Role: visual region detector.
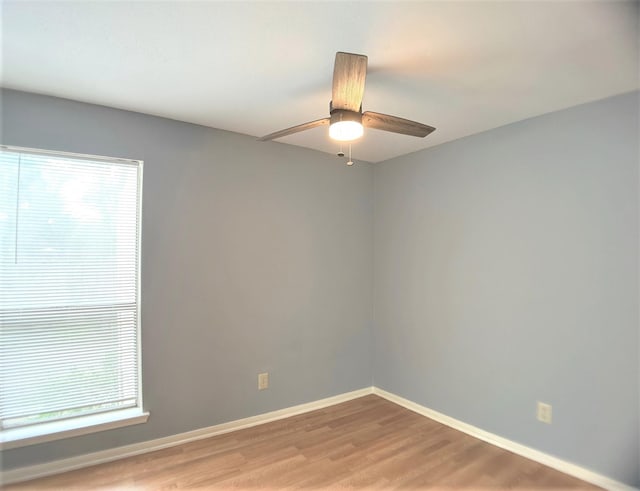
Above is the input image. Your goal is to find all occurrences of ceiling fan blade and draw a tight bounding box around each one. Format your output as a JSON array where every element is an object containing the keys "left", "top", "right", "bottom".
[
  {"left": 332, "top": 52, "right": 368, "bottom": 112},
  {"left": 258, "top": 118, "right": 330, "bottom": 141},
  {"left": 362, "top": 111, "right": 436, "bottom": 138}
]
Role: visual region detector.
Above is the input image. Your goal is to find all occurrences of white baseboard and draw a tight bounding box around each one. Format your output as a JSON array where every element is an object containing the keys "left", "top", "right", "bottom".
[
  {"left": 372, "top": 387, "right": 637, "bottom": 491},
  {"left": 1, "top": 387, "right": 374, "bottom": 485},
  {"left": 3, "top": 386, "right": 636, "bottom": 490}
]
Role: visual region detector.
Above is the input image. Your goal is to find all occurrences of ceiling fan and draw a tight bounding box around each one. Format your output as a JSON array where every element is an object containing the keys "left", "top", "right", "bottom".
[{"left": 259, "top": 52, "right": 436, "bottom": 143}]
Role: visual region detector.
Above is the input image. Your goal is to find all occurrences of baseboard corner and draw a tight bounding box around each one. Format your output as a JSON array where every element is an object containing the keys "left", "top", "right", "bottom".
[{"left": 371, "top": 386, "right": 637, "bottom": 491}]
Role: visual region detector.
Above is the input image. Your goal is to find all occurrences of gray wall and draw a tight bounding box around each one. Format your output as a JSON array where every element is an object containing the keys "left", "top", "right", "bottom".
[
  {"left": 2, "top": 89, "right": 638, "bottom": 486},
  {"left": 373, "top": 91, "right": 639, "bottom": 486},
  {"left": 0, "top": 89, "right": 374, "bottom": 470}
]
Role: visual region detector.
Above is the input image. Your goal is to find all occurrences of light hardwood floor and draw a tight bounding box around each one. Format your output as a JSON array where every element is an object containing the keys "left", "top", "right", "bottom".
[{"left": 7, "top": 395, "right": 599, "bottom": 489}]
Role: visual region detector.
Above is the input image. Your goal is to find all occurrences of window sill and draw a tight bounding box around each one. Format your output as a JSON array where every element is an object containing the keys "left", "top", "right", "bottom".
[{"left": 0, "top": 408, "right": 149, "bottom": 450}]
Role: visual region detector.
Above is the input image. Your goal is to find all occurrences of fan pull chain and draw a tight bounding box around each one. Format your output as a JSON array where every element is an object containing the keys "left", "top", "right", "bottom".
[{"left": 347, "top": 144, "right": 354, "bottom": 166}]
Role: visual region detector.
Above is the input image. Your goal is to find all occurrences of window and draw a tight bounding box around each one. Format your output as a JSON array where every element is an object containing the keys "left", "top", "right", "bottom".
[{"left": 0, "top": 146, "right": 147, "bottom": 448}]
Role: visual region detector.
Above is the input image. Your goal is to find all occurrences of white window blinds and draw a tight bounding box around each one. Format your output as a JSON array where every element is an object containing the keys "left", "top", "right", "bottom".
[{"left": 0, "top": 146, "right": 143, "bottom": 431}]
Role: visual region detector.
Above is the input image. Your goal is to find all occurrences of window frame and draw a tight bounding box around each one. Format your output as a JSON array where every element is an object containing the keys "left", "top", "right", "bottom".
[{"left": 0, "top": 144, "right": 148, "bottom": 450}]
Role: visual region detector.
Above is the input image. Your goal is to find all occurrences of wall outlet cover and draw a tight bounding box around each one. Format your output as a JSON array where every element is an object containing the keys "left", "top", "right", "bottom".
[
  {"left": 258, "top": 372, "right": 269, "bottom": 390},
  {"left": 537, "top": 401, "right": 552, "bottom": 424}
]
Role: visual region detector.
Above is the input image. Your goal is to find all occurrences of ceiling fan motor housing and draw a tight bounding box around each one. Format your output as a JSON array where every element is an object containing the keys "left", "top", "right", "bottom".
[{"left": 329, "top": 109, "right": 363, "bottom": 126}]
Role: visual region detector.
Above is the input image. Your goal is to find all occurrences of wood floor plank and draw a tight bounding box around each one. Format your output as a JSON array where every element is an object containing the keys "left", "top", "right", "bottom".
[{"left": 6, "top": 395, "right": 600, "bottom": 490}]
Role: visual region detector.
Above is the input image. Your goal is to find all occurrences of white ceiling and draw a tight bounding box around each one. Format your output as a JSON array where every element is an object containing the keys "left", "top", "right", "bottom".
[{"left": 2, "top": 1, "right": 638, "bottom": 163}]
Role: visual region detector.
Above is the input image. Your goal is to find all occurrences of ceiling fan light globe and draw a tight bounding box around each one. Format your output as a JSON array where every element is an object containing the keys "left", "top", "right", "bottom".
[{"left": 329, "top": 121, "right": 363, "bottom": 141}]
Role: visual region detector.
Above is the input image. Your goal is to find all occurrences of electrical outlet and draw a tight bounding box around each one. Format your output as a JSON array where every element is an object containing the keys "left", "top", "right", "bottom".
[
  {"left": 537, "top": 401, "right": 552, "bottom": 424},
  {"left": 258, "top": 372, "right": 269, "bottom": 390}
]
